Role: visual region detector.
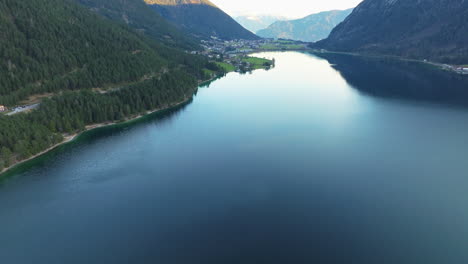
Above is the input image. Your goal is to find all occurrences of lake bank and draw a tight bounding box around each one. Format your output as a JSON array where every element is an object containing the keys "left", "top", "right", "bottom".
[
  {"left": 0, "top": 54, "right": 272, "bottom": 180},
  {"left": 309, "top": 49, "right": 468, "bottom": 75},
  {"left": 0, "top": 95, "right": 194, "bottom": 180}
]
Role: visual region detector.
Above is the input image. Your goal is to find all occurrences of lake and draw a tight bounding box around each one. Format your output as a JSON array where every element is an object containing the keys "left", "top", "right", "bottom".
[{"left": 1, "top": 51, "right": 468, "bottom": 264}]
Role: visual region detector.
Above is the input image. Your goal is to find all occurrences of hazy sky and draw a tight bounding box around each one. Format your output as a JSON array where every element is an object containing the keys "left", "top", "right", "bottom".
[{"left": 211, "top": 0, "right": 363, "bottom": 18}]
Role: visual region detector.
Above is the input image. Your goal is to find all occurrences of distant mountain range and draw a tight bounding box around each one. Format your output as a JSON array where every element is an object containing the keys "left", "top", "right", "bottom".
[
  {"left": 144, "top": 0, "right": 258, "bottom": 40},
  {"left": 257, "top": 9, "right": 353, "bottom": 42},
  {"left": 235, "top": 15, "right": 287, "bottom": 33},
  {"left": 314, "top": 0, "right": 468, "bottom": 64}
]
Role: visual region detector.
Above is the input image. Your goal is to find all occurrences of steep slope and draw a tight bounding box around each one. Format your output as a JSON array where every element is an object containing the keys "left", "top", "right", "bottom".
[
  {"left": 0, "top": 0, "right": 157, "bottom": 105},
  {"left": 144, "top": 0, "right": 259, "bottom": 40},
  {"left": 75, "top": 0, "right": 199, "bottom": 49},
  {"left": 257, "top": 9, "right": 352, "bottom": 42},
  {"left": 315, "top": 0, "right": 468, "bottom": 63},
  {"left": 235, "top": 15, "right": 287, "bottom": 33}
]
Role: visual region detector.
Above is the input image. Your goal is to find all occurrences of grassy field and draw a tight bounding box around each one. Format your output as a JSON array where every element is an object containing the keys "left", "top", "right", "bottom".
[
  {"left": 203, "top": 57, "right": 274, "bottom": 76},
  {"left": 216, "top": 62, "right": 236, "bottom": 72},
  {"left": 260, "top": 44, "right": 278, "bottom": 50},
  {"left": 276, "top": 40, "right": 295, "bottom": 44},
  {"left": 284, "top": 44, "right": 305, "bottom": 49},
  {"left": 203, "top": 68, "right": 216, "bottom": 77},
  {"left": 242, "top": 57, "right": 273, "bottom": 69},
  {"left": 260, "top": 42, "right": 306, "bottom": 51}
]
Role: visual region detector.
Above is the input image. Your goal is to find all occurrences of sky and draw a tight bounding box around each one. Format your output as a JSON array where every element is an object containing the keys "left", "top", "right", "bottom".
[{"left": 211, "top": 0, "right": 363, "bottom": 18}]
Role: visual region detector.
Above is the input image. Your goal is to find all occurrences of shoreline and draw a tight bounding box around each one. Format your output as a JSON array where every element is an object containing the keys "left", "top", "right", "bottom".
[
  {"left": 0, "top": 95, "right": 194, "bottom": 179},
  {"left": 0, "top": 134, "right": 78, "bottom": 177},
  {"left": 198, "top": 75, "right": 224, "bottom": 86},
  {"left": 0, "top": 70, "right": 247, "bottom": 179},
  {"left": 308, "top": 49, "right": 468, "bottom": 75}
]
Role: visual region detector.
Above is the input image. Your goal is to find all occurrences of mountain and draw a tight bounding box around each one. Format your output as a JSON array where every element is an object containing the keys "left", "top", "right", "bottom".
[
  {"left": 257, "top": 9, "right": 353, "bottom": 42},
  {"left": 144, "top": 0, "right": 259, "bottom": 40},
  {"left": 235, "top": 15, "right": 287, "bottom": 33},
  {"left": 314, "top": 0, "right": 468, "bottom": 64},
  {"left": 74, "top": 0, "right": 199, "bottom": 50}
]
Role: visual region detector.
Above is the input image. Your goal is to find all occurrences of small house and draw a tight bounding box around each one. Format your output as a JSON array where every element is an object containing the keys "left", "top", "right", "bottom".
[{"left": 0, "top": 105, "right": 6, "bottom": 112}]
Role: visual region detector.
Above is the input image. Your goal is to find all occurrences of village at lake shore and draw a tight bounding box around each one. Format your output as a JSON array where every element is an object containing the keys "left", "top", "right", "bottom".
[{"left": 192, "top": 38, "right": 308, "bottom": 74}]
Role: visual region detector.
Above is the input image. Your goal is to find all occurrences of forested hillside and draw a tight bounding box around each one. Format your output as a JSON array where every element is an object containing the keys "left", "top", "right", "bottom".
[
  {"left": 0, "top": 71, "right": 197, "bottom": 170},
  {"left": 0, "top": 0, "right": 212, "bottom": 106},
  {"left": 0, "top": 0, "right": 222, "bottom": 172},
  {"left": 145, "top": 0, "right": 259, "bottom": 40},
  {"left": 74, "top": 0, "right": 200, "bottom": 50}
]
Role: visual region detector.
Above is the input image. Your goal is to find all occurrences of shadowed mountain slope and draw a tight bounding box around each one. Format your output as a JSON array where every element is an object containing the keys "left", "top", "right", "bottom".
[{"left": 314, "top": 0, "right": 468, "bottom": 63}]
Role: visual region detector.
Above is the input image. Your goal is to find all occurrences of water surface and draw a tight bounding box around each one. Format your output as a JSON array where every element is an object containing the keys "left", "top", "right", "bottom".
[{"left": 1, "top": 52, "right": 468, "bottom": 264}]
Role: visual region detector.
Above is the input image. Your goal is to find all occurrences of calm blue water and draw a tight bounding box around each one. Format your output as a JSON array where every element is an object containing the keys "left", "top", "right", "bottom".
[{"left": 1, "top": 52, "right": 468, "bottom": 264}]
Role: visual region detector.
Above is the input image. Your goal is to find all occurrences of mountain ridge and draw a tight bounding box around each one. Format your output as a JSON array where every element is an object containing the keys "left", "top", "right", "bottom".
[
  {"left": 144, "top": 0, "right": 216, "bottom": 7},
  {"left": 257, "top": 9, "right": 352, "bottom": 42},
  {"left": 145, "top": 0, "right": 258, "bottom": 40},
  {"left": 76, "top": 0, "right": 200, "bottom": 50},
  {"left": 235, "top": 15, "right": 287, "bottom": 33}
]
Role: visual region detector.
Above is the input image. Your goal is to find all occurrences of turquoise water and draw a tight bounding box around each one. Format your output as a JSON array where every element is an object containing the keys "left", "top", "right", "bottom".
[{"left": 1, "top": 52, "right": 468, "bottom": 264}]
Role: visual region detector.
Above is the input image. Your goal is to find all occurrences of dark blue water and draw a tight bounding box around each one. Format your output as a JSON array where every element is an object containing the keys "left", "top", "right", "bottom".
[{"left": 1, "top": 52, "right": 468, "bottom": 264}]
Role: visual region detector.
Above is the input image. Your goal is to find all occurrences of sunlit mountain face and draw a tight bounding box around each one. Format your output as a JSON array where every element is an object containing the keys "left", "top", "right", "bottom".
[{"left": 145, "top": 0, "right": 259, "bottom": 40}]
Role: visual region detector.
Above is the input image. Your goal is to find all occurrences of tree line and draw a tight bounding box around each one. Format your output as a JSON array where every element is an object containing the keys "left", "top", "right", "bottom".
[
  {"left": 0, "top": 71, "right": 197, "bottom": 170},
  {"left": 0, "top": 0, "right": 215, "bottom": 106}
]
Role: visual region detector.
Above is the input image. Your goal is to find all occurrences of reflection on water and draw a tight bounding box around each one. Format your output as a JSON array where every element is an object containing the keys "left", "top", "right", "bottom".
[
  {"left": 315, "top": 52, "right": 468, "bottom": 108},
  {"left": 1, "top": 52, "right": 468, "bottom": 264},
  {"left": 0, "top": 101, "right": 193, "bottom": 184}
]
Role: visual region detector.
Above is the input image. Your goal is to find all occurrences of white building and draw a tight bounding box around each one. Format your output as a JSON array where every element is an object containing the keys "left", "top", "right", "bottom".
[{"left": 0, "top": 105, "right": 6, "bottom": 112}]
